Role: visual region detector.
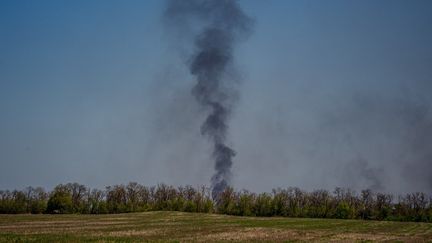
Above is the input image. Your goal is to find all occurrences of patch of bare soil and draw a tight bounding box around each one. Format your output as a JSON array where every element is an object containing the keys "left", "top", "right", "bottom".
[
  {"left": 0, "top": 220, "right": 81, "bottom": 226},
  {"left": 190, "top": 227, "right": 320, "bottom": 241},
  {"left": 87, "top": 228, "right": 162, "bottom": 238},
  {"left": 0, "top": 220, "right": 129, "bottom": 228},
  {"left": 187, "top": 227, "right": 428, "bottom": 242},
  {"left": 328, "top": 232, "right": 427, "bottom": 242},
  {"left": 0, "top": 220, "right": 134, "bottom": 235}
]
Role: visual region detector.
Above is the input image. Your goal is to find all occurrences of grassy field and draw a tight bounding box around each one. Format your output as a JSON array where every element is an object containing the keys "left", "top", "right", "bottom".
[{"left": 0, "top": 211, "right": 431, "bottom": 242}]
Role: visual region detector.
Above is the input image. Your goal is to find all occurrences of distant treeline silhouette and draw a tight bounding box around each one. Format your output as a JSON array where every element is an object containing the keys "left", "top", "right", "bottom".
[{"left": 0, "top": 182, "right": 431, "bottom": 222}]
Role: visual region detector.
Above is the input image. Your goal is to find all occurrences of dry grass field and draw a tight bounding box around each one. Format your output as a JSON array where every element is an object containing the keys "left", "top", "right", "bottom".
[{"left": 1, "top": 211, "right": 431, "bottom": 242}]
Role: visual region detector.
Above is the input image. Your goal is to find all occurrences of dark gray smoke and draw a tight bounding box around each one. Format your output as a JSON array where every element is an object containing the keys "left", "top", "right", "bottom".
[{"left": 164, "top": 0, "right": 253, "bottom": 199}]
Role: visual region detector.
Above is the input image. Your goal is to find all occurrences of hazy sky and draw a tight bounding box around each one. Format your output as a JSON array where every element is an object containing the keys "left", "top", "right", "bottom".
[{"left": 1, "top": 0, "right": 431, "bottom": 194}]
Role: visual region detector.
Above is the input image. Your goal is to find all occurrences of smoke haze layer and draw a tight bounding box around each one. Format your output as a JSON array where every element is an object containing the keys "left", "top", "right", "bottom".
[
  {"left": 1, "top": 1, "right": 432, "bottom": 196},
  {"left": 164, "top": 0, "right": 253, "bottom": 198}
]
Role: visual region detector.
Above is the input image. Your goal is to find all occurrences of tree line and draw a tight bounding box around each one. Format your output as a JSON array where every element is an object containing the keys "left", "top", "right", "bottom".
[{"left": 0, "top": 182, "right": 431, "bottom": 222}]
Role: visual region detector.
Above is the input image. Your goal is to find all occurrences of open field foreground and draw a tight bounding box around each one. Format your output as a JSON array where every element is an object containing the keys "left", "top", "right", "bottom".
[{"left": 0, "top": 212, "right": 431, "bottom": 242}]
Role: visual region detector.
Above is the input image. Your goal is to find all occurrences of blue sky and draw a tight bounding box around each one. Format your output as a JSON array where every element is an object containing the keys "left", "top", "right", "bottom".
[{"left": 1, "top": 0, "right": 432, "bottom": 193}]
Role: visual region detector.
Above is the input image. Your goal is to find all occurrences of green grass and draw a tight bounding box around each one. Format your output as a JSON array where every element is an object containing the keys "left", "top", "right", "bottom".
[{"left": 0, "top": 211, "right": 431, "bottom": 242}]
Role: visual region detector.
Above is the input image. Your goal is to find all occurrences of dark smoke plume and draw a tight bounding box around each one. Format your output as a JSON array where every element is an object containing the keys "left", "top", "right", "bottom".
[{"left": 164, "top": 0, "right": 253, "bottom": 199}]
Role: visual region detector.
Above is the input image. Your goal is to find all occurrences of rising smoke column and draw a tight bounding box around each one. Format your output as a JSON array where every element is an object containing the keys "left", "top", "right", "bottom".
[{"left": 164, "top": 0, "right": 253, "bottom": 199}]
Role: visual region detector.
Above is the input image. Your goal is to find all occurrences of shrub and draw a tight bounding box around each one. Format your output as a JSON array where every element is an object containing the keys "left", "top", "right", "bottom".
[{"left": 46, "top": 190, "right": 73, "bottom": 214}]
